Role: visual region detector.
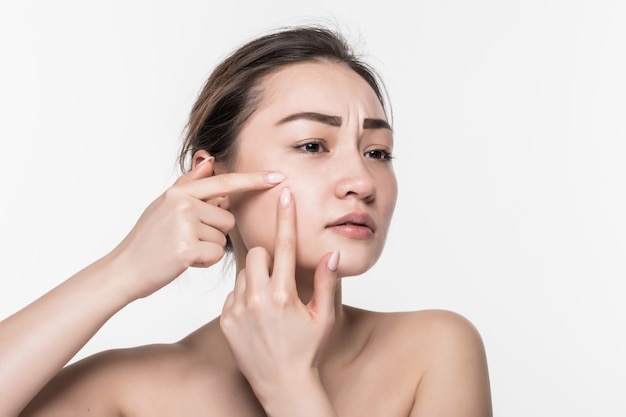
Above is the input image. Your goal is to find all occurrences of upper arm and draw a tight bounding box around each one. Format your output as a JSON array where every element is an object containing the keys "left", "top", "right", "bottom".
[{"left": 408, "top": 310, "right": 492, "bottom": 417}]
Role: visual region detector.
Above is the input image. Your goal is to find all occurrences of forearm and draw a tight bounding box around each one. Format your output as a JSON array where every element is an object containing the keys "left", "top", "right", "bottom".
[{"left": 0, "top": 252, "right": 132, "bottom": 416}]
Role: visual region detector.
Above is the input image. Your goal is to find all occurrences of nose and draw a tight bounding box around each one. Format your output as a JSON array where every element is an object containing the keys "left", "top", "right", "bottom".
[{"left": 334, "top": 151, "right": 376, "bottom": 203}]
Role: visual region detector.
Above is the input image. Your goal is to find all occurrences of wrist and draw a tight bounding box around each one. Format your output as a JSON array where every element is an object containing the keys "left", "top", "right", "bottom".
[
  {"left": 84, "top": 249, "right": 140, "bottom": 307},
  {"left": 258, "top": 369, "right": 337, "bottom": 417}
]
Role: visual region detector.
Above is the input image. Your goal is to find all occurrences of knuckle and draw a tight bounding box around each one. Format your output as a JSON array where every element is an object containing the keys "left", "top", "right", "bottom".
[
  {"left": 174, "top": 241, "right": 196, "bottom": 266},
  {"left": 218, "top": 233, "right": 228, "bottom": 248},
  {"left": 163, "top": 187, "right": 182, "bottom": 202},
  {"left": 220, "top": 313, "right": 234, "bottom": 331},
  {"left": 213, "top": 241, "right": 226, "bottom": 257},
  {"left": 173, "top": 198, "right": 194, "bottom": 214},
  {"left": 223, "top": 212, "right": 236, "bottom": 233},
  {"left": 199, "top": 243, "right": 224, "bottom": 266},
  {"left": 231, "top": 303, "right": 245, "bottom": 317},
  {"left": 246, "top": 293, "right": 264, "bottom": 310},
  {"left": 272, "top": 289, "right": 290, "bottom": 307}
]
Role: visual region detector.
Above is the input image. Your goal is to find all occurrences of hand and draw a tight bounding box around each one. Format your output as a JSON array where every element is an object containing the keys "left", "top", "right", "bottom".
[
  {"left": 108, "top": 157, "right": 285, "bottom": 301},
  {"left": 220, "top": 187, "right": 340, "bottom": 403}
]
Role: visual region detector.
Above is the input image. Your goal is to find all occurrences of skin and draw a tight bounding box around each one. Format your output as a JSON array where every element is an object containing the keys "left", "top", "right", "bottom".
[
  {"left": 2, "top": 61, "right": 492, "bottom": 417},
  {"left": 0, "top": 165, "right": 284, "bottom": 417}
]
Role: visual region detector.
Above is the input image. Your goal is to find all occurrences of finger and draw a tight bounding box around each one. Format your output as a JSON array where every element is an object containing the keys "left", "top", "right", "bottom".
[
  {"left": 190, "top": 241, "right": 225, "bottom": 268},
  {"left": 172, "top": 197, "right": 234, "bottom": 235},
  {"left": 271, "top": 187, "right": 297, "bottom": 292},
  {"left": 222, "top": 291, "right": 235, "bottom": 311},
  {"left": 220, "top": 291, "right": 236, "bottom": 332},
  {"left": 196, "top": 224, "right": 228, "bottom": 249},
  {"left": 233, "top": 269, "right": 248, "bottom": 301},
  {"left": 195, "top": 201, "right": 236, "bottom": 235},
  {"left": 244, "top": 247, "right": 272, "bottom": 296},
  {"left": 180, "top": 171, "right": 285, "bottom": 201},
  {"left": 175, "top": 156, "right": 215, "bottom": 185},
  {"left": 307, "top": 250, "right": 340, "bottom": 317}
]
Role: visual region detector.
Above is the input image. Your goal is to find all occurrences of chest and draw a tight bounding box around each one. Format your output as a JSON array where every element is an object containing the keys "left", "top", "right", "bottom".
[{"left": 139, "top": 355, "right": 416, "bottom": 417}]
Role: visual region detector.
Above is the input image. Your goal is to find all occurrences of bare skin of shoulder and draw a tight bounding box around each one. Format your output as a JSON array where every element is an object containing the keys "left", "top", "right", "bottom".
[{"left": 20, "top": 307, "right": 491, "bottom": 417}]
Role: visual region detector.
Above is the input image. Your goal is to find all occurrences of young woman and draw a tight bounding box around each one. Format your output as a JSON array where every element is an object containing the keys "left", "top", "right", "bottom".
[{"left": 1, "top": 26, "right": 492, "bottom": 416}]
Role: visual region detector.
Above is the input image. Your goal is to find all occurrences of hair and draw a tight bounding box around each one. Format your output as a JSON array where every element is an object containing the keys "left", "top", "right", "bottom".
[{"left": 178, "top": 25, "right": 390, "bottom": 172}]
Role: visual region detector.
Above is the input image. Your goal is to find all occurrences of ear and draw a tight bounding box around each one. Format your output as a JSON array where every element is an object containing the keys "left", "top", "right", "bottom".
[
  {"left": 192, "top": 149, "right": 214, "bottom": 170},
  {"left": 192, "top": 150, "right": 231, "bottom": 209},
  {"left": 192, "top": 150, "right": 229, "bottom": 174}
]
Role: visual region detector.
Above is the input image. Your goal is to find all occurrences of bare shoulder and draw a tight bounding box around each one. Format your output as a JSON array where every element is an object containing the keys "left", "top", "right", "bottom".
[
  {"left": 382, "top": 309, "right": 485, "bottom": 349},
  {"left": 347, "top": 306, "right": 485, "bottom": 351},
  {"left": 21, "top": 318, "right": 257, "bottom": 417},
  {"left": 346, "top": 307, "right": 492, "bottom": 417},
  {"left": 20, "top": 341, "right": 202, "bottom": 417},
  {"left": 394, "top": 309, "right": 492, "bottom": 417}
]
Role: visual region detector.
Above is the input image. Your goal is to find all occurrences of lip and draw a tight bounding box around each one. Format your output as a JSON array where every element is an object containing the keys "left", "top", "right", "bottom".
[{"left": 326, "top": 211, "right": 376, "bottom": 239}]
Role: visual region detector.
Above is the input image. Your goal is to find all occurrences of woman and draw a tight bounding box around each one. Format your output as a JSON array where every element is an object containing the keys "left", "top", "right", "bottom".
[{"left": 1, "top": 26, "right": 492, "bottom": 416}]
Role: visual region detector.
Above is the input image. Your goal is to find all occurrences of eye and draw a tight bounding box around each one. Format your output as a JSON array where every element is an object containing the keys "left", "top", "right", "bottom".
[
  {"left": 365, "top": 148, "right": 394, "bottom": 161},
  {"left": 295, "top": 140, "right": 327, "bottom": 154}
]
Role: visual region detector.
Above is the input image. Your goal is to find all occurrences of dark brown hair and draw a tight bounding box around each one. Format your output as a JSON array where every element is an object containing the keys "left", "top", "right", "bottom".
[{"left": 178, "top": 25, "right": 389, "bottom": 171}]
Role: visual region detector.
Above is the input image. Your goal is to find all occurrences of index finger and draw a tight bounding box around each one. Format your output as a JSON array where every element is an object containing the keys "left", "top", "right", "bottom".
[
  {"left": 271, "top": 187, "right": 297, "bottom": 292},
  {"left": 180, "top": 171, "right": 285, "bottom": 201}
]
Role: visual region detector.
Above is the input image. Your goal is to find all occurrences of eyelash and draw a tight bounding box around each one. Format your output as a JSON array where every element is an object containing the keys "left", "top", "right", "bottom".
[
  {"left": 365, "top": 149, "right": 394, "bottom": 161},
  {"left": 295, "top": 140, "right": 394, "bottom": 161},
  {"left": 296, "top": 140, "right": 327, "bottom": 154}
]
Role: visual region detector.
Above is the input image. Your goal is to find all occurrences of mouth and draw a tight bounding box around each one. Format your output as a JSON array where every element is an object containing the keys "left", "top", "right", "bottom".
[{"left": 326, "top": 212, "right": 376, "bottom": 239}]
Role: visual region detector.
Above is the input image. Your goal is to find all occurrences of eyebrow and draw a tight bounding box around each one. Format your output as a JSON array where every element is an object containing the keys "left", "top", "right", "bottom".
[{"left": 276, "top": 112, "right": 392, "bottom": 131}]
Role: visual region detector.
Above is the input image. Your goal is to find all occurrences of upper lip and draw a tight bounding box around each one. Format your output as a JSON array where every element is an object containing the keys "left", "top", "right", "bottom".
[{"left": 327, "top": 211, "right": 377, "bottom": 233}]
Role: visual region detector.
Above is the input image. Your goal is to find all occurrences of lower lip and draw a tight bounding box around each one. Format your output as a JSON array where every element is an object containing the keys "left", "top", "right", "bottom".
[{"left": 327, "top": 225, "right": 374, "bottom": 239}]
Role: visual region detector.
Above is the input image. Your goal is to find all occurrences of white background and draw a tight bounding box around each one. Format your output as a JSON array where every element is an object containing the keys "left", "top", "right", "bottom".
[{"left": 1, "top": 1, "right": 624, "bottom": 415}]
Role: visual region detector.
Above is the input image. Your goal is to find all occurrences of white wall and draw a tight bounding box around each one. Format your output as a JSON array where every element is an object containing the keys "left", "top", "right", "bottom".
[{"left": 1, "top": 1, "right": 624, "bottom": 415}]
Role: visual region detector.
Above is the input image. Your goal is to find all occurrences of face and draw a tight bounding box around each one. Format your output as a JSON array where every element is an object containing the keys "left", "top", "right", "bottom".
[{"left": 227, "top": 61, "right": 397, "bottom": 277}]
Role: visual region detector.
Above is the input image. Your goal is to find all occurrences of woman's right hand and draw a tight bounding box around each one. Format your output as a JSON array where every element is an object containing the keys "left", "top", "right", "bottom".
[
  {"left": 108, "top": 157, "right": 285, "bottom": 301},
  {"left": 0, "top": 157, "right": 284, "bottom": 417}
]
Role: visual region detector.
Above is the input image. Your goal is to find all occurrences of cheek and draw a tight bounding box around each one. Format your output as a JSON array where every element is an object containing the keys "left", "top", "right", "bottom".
[
  {"left": 229, "top": 174, "right": 324, "bottom": 259},
  {"left": 229, "top": 189, "right": 280, "bottom": 250},
  {"left": 285, "top": 174, "right": 325, "bottom": 227},
  {"left": 387, "top": 179, "right": 398, "bottom": 216},
  {"left": 380, "top": 170, "right": 398, "bottom": 217}
]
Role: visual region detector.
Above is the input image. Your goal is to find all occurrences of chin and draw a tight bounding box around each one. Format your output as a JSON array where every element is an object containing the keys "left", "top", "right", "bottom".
[
  {"left": 295, "top": 247, "right": 379, "bottom": 278},
  {"left": 334, "top": 251, "right": 381, "bottom": 278},
  {"left": 336, "top": 264, "right": 376, "bottom": 279}
]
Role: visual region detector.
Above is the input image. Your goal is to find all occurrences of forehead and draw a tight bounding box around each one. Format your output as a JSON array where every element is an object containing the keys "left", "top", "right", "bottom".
[{"left": 254, "top": 61, "right": 387, "bottom": 121}]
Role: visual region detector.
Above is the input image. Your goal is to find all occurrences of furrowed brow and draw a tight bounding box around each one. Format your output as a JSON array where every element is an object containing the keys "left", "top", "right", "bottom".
[{"left": 363, "top": 118, "right": 392, "bottom": 131}]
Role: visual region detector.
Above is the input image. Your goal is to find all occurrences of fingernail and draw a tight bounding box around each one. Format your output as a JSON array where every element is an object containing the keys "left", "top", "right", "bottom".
[
  {"left": 265, "top": 172, "right": 286, "bottom": 184},
  {"left": 327, "top": 250, "right": 340, "bottom": 272},
  {"left": 279, "top": 187, "right": 291, "bottom": 208}
]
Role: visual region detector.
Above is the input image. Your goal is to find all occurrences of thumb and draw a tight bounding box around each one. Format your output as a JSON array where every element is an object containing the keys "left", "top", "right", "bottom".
[
  {"left": 175, "top": 156, "right": 215, "bottom": 185},
  {"left": 308, "top": 250, "right": 340, "bottom": 317}
]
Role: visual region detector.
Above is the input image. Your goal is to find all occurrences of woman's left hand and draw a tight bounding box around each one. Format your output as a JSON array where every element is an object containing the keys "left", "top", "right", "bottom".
[{"left": 220, "top": 187, "right": 340, "bottom": 408}]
